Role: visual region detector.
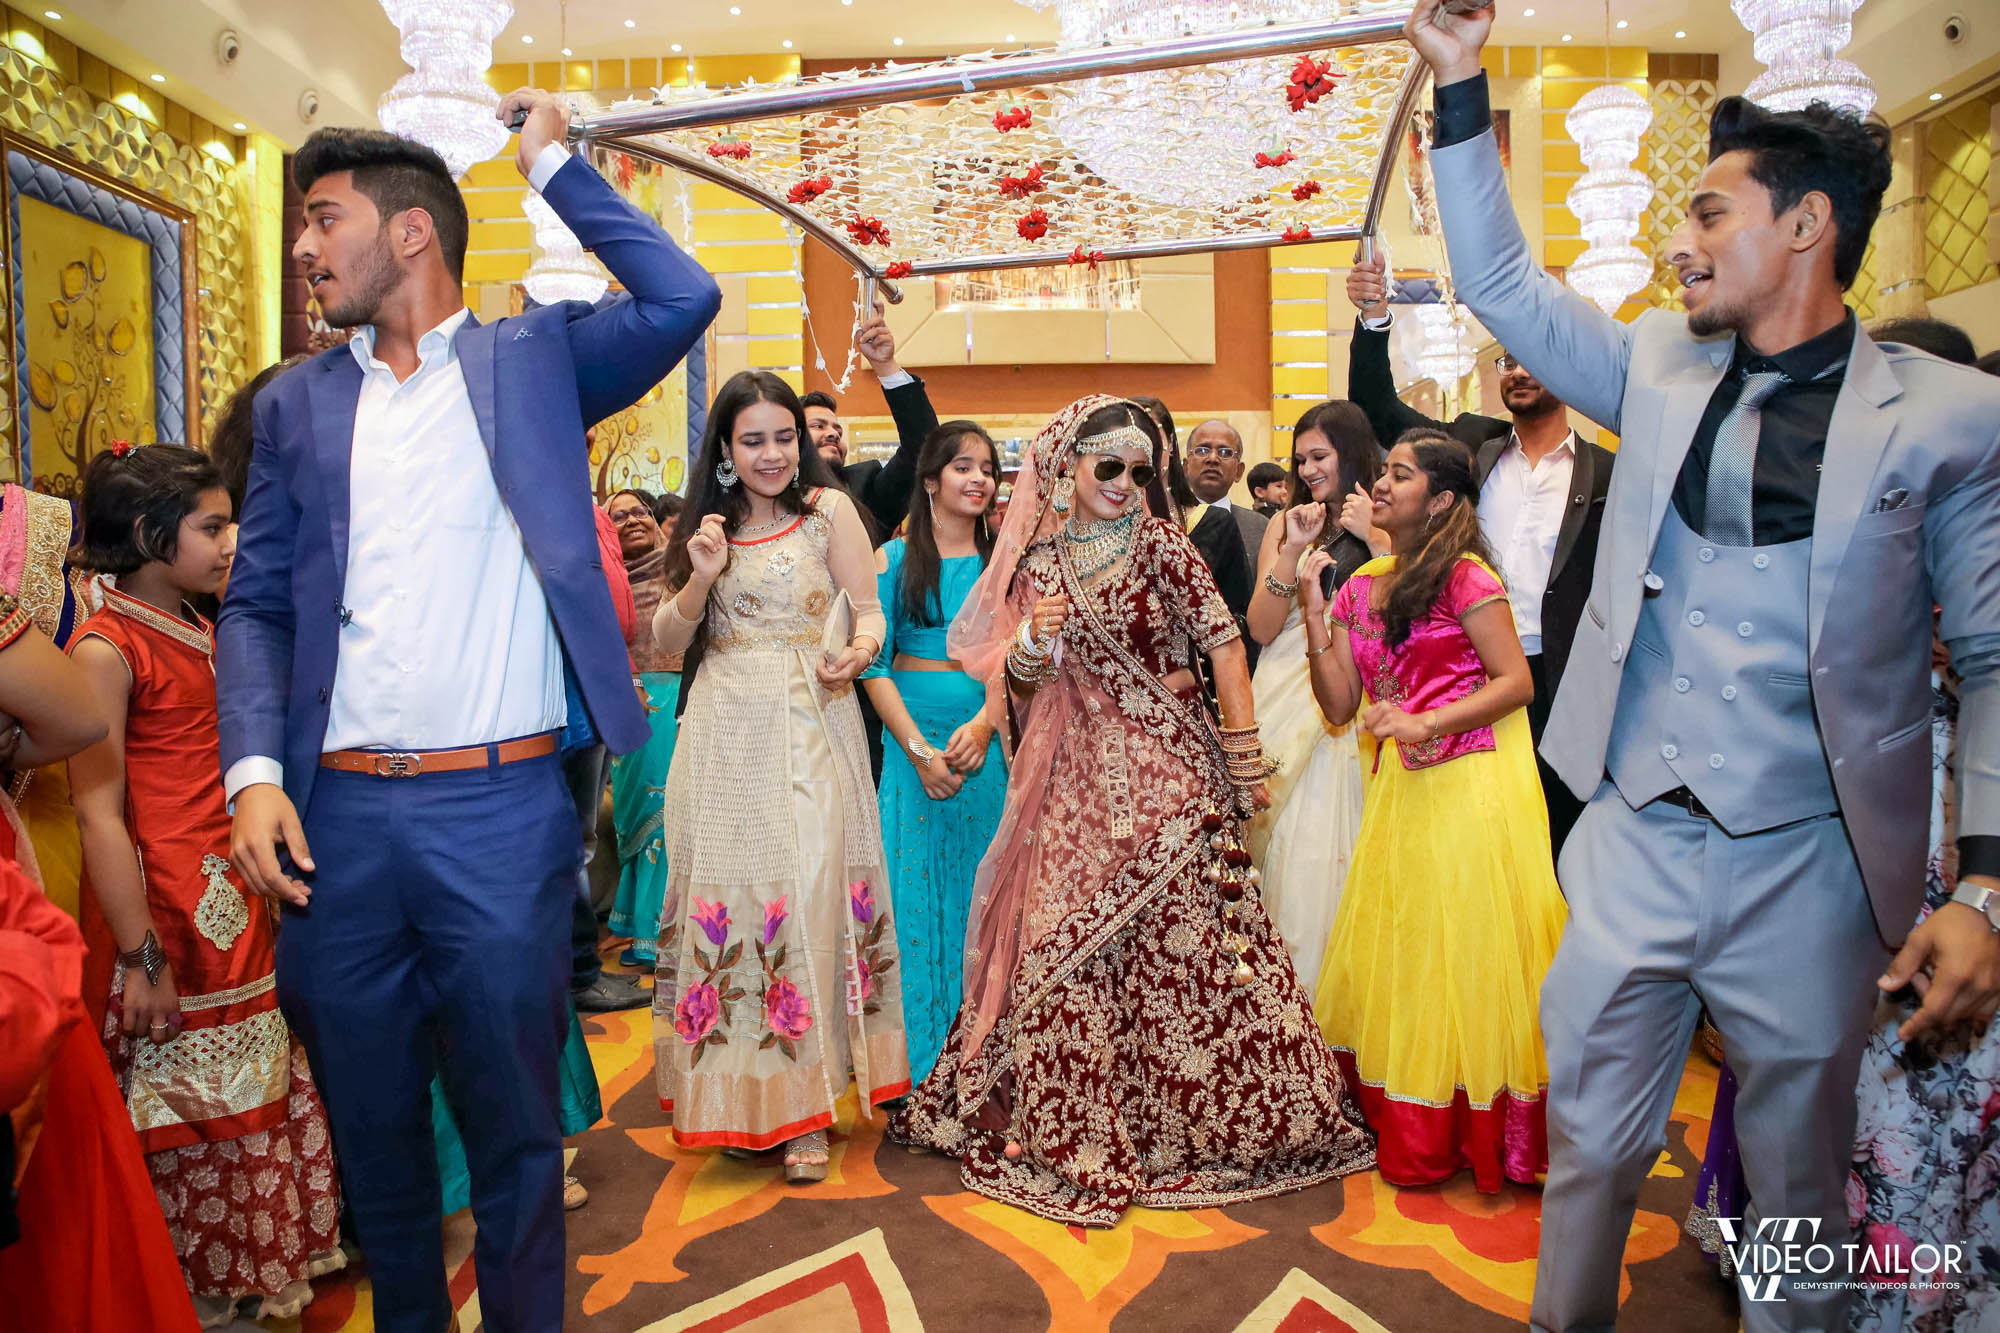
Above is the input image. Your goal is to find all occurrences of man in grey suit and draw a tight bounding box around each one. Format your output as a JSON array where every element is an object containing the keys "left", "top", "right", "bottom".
[
  {"left": 1186, "top": 418, "right": 1268, "bottom": 569},
  {"left": 1405, "top": 3, "right": 2000, "bottom": 1329}
]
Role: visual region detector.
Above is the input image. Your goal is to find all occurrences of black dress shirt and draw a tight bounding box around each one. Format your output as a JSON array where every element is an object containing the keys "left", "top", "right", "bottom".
[{"left": 1671, "top": 314, "right": 1853, "bottom": 545}]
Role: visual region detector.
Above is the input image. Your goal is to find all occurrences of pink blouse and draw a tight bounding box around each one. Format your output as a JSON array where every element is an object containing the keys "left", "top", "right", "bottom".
[{"left": 1330, "top": 556, "right": 1510, "bottom": 771}]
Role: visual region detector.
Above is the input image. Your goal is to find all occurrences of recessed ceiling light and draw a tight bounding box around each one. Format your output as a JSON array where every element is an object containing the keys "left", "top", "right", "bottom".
[
  {"left": 781, "top": 38, "right": 793, "bottom": 48},
  {"left": 149, "top": 72, "right": 166, "bottom": 82},
  {"left": 521, "top": 34, "right": 533, "bottom": 44},
  {"left": 560, "top": 46, "right": 572, "bottom": 56},
  {"left": 842, "top": 0, "right": 854, "bottom": 6},
  {"left": 43, "top": 10, "right": 60, "bottom": 19},
  {"left": 1521, "top": 6, "right": 1534, "bottom": 14},
  {"left": 1560, "top": 33, "right": 1572, "bottom": 42},
  {"left": 1006, "top": 33, "right": 1017, "bottom": 41},
  {"left": 892, "top": 36, "right": 904, "bottom": 45},
  {"left": 1930, "top": 91, "right": 1944, "bottom": 100},
  {"left": 1675, "top": 30, "right": 1687, "bottom": 38},
  {"left": 624, "top": 18, "right": 636, "bottom": 28},
  {"left": 729, "top": 5, "right": 741, "bottom": 13},
  {"left": 670, "top": 42, "right": 683, "bottom": 52},
  {"left": 1615, "top": 19, "right": 1628, "bottom": 29},
  {"left": 232, "top": 120, "right": 247, "bottom": 130}
]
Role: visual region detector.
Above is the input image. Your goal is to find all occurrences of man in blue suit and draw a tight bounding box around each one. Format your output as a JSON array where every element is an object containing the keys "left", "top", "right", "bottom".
[{"left": 217, "top": 89, "right": 719, "bottom": 1333}]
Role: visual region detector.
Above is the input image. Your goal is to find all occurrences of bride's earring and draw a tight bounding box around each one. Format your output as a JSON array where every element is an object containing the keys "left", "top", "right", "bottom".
[
  {"left": 716, "top": 456, "right": 739, "bottom": 488},
  {"left": 1052, "top": 477, "right": 1073, "bottom": 515}
]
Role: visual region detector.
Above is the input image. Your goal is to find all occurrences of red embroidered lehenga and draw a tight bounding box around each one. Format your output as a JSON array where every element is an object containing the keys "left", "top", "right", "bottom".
[
  {"left": 888, "top": 396, "right": 1375, "bottom": 1226},
  {"left": 71, "top": 587, "right": 343, "bottom": 1326}
]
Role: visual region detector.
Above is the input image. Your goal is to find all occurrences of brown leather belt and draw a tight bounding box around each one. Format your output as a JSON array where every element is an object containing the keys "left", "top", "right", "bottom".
[{"left": 319, "top": 732, "right": 558, "bottom": 778}]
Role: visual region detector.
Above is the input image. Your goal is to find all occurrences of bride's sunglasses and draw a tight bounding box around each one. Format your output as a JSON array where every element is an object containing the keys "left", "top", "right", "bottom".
[{"left": 1089, "top": 456, "right": 1156, "bottom": 489}]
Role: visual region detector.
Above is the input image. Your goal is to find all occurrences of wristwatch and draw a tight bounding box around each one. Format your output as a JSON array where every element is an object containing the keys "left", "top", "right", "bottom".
[{"left": 1948, "top": 881, "right": 2000, "bottom": 934}]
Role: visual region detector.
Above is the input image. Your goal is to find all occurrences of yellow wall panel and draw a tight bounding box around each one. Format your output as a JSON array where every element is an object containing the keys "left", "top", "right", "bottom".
[
  {"left": 463, "top": 251, "right": 529, "bottom": 284},
  {"left": 746, "top": 305, "right": 798, "bottom": 337},
  {"left": 487, "top": 62, "right": 530, "bottom": 91},
  {"left": 1272, "top": 303, "right": 1329, "bottom": 332},
  {"left": 687, "top": 54, "right": 798, "bottom": 86},
  {"left": 1543, "top": 142, "right": 1583, "bottom": 175},
  {"left": 629, "top": 58, "right": 659, "bottom": 88},
  {"left": 1271, "top": 333, "right": 1329, "bottom": 362},
  {"left": 746, "top": 274, "right": 804, "bottom": 305},
  {"left": 465, "top": 188, "right": 528, "bottom": 220},
  {"left": 1271, "top": 272, "right": 1328, "bottom": 302},
  {"left": 693, "top": 183, "right": 754, "bottom": 211},
  {"left": 747, "top": 335, "right": 803, "bottom": 368},
  {"left": 463, "top": 158, "right": 526, "bottom": 188},
  {"left": 1545, "top": 237, "right": 1588, "bottom": 266},
  {"left": 1272, "top": 365, "right": 1331, "bottom": 398},
  {"left": 701, "top": 210, "right": 791, "bottom": 243},
  {"left": 1542, "top": 47, "right": 1647, "bottom": 81},
  {"left": 469, "top": 218, "right": 532, "bottom": 251},
  {"left": 695, "top": 242, "right": 795, "bottom": 273}
]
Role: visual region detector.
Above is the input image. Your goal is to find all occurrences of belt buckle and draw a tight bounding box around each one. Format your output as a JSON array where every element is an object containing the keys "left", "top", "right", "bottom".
[{"left": 372, "top": 751, "right": 423, "bottom": 778}]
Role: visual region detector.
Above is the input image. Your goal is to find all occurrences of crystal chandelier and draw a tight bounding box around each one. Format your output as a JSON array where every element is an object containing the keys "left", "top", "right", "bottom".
[
  {"left": 1412, "top": 302, "right": 1477, "bottom": 386},
  {"left": 1017, "top": 0, "right": 1327, "bottom": 209},
  {"left": 521, "top": 190, "right": 608, "bottom": 306},
  {"left": 378, "top": 0, "right": 514, "bottom": 181},
  {"left": 1732, "top": 0, "right": 1876, "bottom": 116},
  {"left": 1564, "top": 82, "right": 1655, "bottom": 314}
]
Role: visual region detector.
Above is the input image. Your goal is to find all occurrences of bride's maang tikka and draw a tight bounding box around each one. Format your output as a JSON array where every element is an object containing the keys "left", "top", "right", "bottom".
[{"left": 1072, "top": 422, "right": 1153, "bottom": 458}]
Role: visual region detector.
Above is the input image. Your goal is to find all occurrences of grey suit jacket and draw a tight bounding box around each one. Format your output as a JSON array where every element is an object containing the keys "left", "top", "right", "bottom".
[
  {"left": 1431, "top": 124, "right": 2000, "bottom": 946},
  {"left": 1223, "top": 501, "right": 1268, "bottom": 571}
]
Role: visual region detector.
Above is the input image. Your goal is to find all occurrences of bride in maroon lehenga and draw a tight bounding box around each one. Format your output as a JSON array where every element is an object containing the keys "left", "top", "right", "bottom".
[{"left": 889, "top": 396, "right": 1374, "bottom": 1226}]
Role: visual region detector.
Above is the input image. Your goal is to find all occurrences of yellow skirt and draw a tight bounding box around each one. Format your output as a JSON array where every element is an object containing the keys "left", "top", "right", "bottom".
[{"left": 1312, "top": 705, "right": 1566, "bottom": 1191}]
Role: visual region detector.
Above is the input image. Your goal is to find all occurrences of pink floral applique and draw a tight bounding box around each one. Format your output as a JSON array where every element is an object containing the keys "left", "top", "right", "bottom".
[
  {"left": 764, "top": 978, "right": 813, "bottom": 1041},
  {"left": 762, "top": 896, "right": 790, "bottom": 947},
  {"left": 691, "top": 897, "right": 731, "bottom": 949},
  {"left": 848, "top": 881, "right": 875, "bottom": 924},
  {"left": 674, "top": 983, "right": 720, "bottom": 1044}
]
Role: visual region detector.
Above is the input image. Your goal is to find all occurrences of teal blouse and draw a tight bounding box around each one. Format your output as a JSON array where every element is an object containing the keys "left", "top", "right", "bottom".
[{"left": 862, "top": 538, "right": 987, "bottom": 677}]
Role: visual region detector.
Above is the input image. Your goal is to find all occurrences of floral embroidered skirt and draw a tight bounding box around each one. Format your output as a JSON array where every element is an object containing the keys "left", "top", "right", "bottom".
[
  {"left": 654, "top": 657, "right": 911, "bottom": 1148},
  {"left": 1312, "top": 704, "right": 1565, "bottom": 1193},
  {"left": 890, "top": 858, "right": 1377, "bottom": 1228}
]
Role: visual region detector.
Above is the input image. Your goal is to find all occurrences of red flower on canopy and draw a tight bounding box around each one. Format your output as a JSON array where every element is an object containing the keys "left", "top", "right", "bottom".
[
  {"left": 1254, "top": 147, "right": 1298, "bottom": 169},
  {"left": 884, "top": 261, "right": 913, "bottom": 279},
  {"left": 1067, "top": 246, "right": 1105, "bottom": 269},
  {"left": 786, "top": 174, "right": 834, "bottom": 204},
  {"left": 997, "top": 163, "right": 1045, "bottom": 199},
  {"left": 1016, "top": 206, "right": 1051, "bottom": 240},
  {"left": 109, "top": 438, "right": 133, "bottom": 457},
  {"left": 1282, "top": 225, "right": 1314, "bottom": 243},
  {"left": 846, "top": 215, "right": 892, "bottom": 245},
  {"left": 1291, "top": 179, "right": 1323, "bottom": 202},
  {"left": 1286, "top": 54, "right": 1340, "bottom": 113},
  {"left": 612, "top": 152, "right": 637, "bottom": 191},
  {"left": 993, "top": 102, "right": 1033, "bottom": 132},
  {"left": 705, "top": 137, "right": 753, "bottom": 160}
]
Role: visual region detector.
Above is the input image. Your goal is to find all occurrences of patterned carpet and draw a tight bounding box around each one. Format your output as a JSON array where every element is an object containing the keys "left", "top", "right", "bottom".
[{"left": 270, "top": 957, "right": 1742, "bottom": 1333}]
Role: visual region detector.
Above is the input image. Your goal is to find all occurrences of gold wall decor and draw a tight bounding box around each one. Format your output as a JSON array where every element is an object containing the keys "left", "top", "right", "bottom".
[
  {"left": 18, "top": 192, "right": 156, "bottom": 487},
  {"left": 0, "top": 16, "right": 254, "bottom": 484}
]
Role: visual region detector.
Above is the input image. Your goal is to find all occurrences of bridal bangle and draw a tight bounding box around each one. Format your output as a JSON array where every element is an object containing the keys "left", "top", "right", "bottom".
[{"left": 1262, "top": 572, "right": 1299, "bottom": 600}]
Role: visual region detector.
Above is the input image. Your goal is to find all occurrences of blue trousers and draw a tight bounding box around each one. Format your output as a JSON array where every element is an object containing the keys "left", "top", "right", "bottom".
[{"left": 277, "top": 752, "right": 577, "bottom": 1333}]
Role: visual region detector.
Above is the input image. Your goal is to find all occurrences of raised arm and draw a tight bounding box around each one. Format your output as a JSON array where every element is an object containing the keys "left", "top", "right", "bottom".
[
  {"left": 1346, "top": 259, "right": 1449, "bottom": 449},
  {"left": 501, "top": 89, "right": 722, "bottom": 427},
  {"left": 1405, "top": 1, "right": 1632, "bottom": 432},
  {"left": 857, "top": 308, "right": 935, "bottom": 528}
]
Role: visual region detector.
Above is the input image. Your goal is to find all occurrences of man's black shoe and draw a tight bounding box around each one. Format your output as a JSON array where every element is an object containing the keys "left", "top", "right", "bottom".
[{"left": 573, "top": 973, "right": 651, "bottom": 1013}]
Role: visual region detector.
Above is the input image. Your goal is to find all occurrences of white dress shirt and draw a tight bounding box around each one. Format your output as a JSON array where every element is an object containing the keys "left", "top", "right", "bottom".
[{"left": 1477, "top": 431, "right": 1575, "bottom": 657}]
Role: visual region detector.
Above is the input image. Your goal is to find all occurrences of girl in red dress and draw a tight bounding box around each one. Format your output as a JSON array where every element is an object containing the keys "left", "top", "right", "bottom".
[{"left": 67, "top": 446, "right": 343, "bottom": 1327}]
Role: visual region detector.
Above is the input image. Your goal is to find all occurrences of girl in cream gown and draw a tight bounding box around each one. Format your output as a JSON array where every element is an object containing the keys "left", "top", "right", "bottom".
[{"left": 1243, "top": 401, "right": 1383, "bottom": 991}]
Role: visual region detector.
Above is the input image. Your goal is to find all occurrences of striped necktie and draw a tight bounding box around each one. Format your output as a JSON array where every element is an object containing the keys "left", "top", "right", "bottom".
[{"left": 1701, "top": 369, "right": 1788, "bottom": 546}]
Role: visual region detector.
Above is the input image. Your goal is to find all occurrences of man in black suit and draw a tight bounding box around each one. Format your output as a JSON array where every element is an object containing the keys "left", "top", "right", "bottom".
[
  {"left": 1186, "top": 418, "right": 1269, "bottom": 571},
  {"left": 803, "top": 309, "right": 936, "bottom": 542},
  {"left": 1347, "top": 254, "right": 1613, "bottom": 852}
]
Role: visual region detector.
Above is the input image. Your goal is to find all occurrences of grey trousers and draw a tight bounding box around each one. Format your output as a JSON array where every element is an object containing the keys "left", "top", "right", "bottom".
[{"left": 1530, "top": 783, "right": 1886, "bottom": 1333}]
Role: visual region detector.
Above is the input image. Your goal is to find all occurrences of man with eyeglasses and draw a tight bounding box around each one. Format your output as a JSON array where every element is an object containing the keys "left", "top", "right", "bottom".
[
  {"left": 1185, "top": 419, "right": 1268, "bottom": 571},
  {"left": 1346, "top": 255, "right": 1615, "bottom": 852}
]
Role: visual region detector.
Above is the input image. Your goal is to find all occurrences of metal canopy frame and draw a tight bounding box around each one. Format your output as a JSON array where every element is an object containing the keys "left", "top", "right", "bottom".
[{"left": 567, "top": 12, "right": 1427, "bottom": 304}]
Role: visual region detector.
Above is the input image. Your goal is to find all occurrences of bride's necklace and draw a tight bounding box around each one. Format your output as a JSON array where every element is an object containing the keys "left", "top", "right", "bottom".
[{"left": 1063, "top": 509, "right": 1138, "bottom": 580}]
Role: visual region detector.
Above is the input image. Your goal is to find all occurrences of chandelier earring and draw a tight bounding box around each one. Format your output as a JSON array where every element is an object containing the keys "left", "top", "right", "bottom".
[
  {"left": 716, "top": 455, "right": 739, "bottom": 488},
  {"left": 1052, "top": 476, "right": 1074, "bottom": 516}
]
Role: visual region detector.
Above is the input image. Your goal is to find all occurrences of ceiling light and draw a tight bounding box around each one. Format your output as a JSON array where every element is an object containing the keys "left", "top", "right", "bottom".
[
  {"left": 1561, "top": 33, "right": 1572, "bottom": 42},
  {"left": 1930, "top": 91, "right": 1944, "bottom": 100},
  {"left": 670, "top": 42, "right": 682, "bottom": 52},
  {"left": 521, "top": 34, "right": 533, "bottom": 44},
  {"left": 232, "top": 120, "right": 247, "bottom": 130},
  {"left": 1006, "top": 33, "right": 1017, "bottom": 41},
  {"left": 43, "top": 10, "right": 60, "bottom": 19},
  {"left": 624, "top": 18, "right": 636, "bottom": 27},
  {"left": 729, "top": 5, "right": 740, "bottom": 13},
  {"left": 1675, "top": 30, "right": 1686, "bottom": 38},
  {"left": 842, "top": 0, "right": 853, "bottom": 5},
  {"left": 1522, "top": 6, "right": 1534, "bottom": 14},
  {"left": 561, "top": 45, "right": 571, "bottom": 55},
  {"left": 892, "top": 36, "right": 904, "bottom": 45},
  {"left": 1616, "top": 19, "right": 1628, "bottom": 28},
  {"left": 149, "top": 72, "right": 166, "bottom": 82}
]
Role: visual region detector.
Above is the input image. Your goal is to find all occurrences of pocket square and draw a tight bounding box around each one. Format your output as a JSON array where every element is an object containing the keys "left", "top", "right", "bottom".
[
  {"left": 513, "top": 326, "right": 534, "bottom": 340},
  {"left": 1874, "top": 487, "right": 1909, "bottom": 512}
]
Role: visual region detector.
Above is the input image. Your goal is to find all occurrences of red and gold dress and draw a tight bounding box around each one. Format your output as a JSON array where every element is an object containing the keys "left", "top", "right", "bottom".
[
  {"left": 890, "top": 519, "right": 1376, "bottom": 1226},
  {"left": 71, "top": 587, "right": 342, "bottom": 1326}
]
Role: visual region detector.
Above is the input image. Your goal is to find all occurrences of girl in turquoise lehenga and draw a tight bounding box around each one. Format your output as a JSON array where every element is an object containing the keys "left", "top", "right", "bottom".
[
  {"left": 604, "top": 489, "right": 681, "bottom": 966},
  {"left": 860, "top": 422, "right": 1007, "bottom": 1081}
]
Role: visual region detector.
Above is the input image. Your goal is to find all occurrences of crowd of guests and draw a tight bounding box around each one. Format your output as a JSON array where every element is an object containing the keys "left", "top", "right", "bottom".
[{"left": 5, "top": 4, "right": 2000, "bottom": 1331}]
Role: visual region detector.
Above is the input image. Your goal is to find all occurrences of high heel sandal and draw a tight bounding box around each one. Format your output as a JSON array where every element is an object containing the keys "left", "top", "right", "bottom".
[{"left": 783, "top": 1129, "right": 829, "bottom": 1184}]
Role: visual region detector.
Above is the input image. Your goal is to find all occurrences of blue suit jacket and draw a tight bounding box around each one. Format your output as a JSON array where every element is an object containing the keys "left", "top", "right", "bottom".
[{"left": 216, "top": 154, "right": 721, "bottom": 813}]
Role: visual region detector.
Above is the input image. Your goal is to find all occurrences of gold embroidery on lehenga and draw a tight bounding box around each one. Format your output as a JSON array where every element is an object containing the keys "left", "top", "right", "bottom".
[
  {"left": 18, "top": 489, "right": 73, "bottom": 638},
  {"left": 193, "top": 854, "right": 250, "bottom": 951},
  {"left": 126, "top": 1004, "right": 291, "bottom": 1135}
]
